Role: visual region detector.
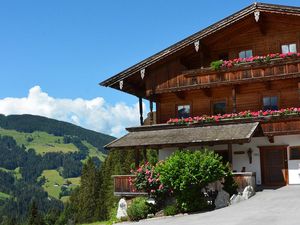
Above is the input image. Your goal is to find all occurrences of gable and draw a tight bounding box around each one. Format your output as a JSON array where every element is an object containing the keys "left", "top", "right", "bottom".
[{"left": 100, "top": 2, "right": 300, "bottom": 99}]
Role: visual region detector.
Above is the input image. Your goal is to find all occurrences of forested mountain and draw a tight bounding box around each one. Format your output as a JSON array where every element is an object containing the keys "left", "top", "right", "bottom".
[
  {"left": 0, "top": 114, "right": 115, "bottom": 154},
  {"left": 0, "top": 114, "right": 115, "bottom": 224}
]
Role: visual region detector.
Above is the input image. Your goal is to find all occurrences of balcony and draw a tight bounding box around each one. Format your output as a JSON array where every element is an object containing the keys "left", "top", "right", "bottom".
[
  {"left": 112, "top": 175, "right": 147, "bottom": 197},
  {"left": 153, "top": 56, "right": 300, "bottom": 94},
  {"left": 186, "top": 56, "right": 300, "bottom": 85}
]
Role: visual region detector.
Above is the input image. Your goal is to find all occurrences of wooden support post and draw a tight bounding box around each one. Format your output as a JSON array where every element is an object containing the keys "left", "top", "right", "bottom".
[
  {"left": 139, "top": 97, "right": 144, "bottom": 126},
  {"left": 228, "top": 143, "right": 233, "bottom": 164},
  {"left": 149, "top": 100, "right": 153, "bottom": 125},
  {"left": 142, "top": 148, "right": 147, "bottom": 162},
  {"left": 298, "top": 82, "right": 300, "bottom": 103},
  {"left": 135, "top": 149, "right": 140, "bottom": 168},
  {"left": 232, "top": 87, "right": 237, "bottom": 113}
]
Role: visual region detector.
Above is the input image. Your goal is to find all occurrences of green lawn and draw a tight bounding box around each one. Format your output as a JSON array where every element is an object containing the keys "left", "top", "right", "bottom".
[
  {"left": 40, "top": 170, "right": 80, "bottom": 200},
  {"left": 0, "top": 192, "right": 10, "bottom": 201},
  {"left": 41, "top": 170, "right": 65, "bottom": 199},
  {"left": 0, "top": 128, "right": 79, "bottom": 155},
  {"left": 67, "top": 177, "right": 81, "bottom": 186}
]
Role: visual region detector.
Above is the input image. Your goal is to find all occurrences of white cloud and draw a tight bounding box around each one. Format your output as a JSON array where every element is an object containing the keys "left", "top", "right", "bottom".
[{"left": 0, "top": 86, "right": 145, "bottom": 137}]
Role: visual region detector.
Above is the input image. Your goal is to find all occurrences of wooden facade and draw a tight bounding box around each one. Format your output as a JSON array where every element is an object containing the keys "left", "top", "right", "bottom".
[
  {"left": 101, "top": 3, "right": 300, "bottom": 128},
  {"left": 101, "top": 3, "right": 300, "bottom": 189}
]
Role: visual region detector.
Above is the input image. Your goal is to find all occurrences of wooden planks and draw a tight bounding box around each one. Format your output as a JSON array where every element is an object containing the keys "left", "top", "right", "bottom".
[{"left": 156, "top": 79, "right": 299, "bottom": 123}]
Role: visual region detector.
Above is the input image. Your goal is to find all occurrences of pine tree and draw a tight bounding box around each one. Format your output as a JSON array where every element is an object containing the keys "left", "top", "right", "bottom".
[
  {"left": 76, "top": 158, "right": 99, "bottom": 223},
  {"left": 27, "top": 200, "right": 45, "bottom": 225},
  {"left": 98, "top": 149, "right": 136, "bottom": 220}
]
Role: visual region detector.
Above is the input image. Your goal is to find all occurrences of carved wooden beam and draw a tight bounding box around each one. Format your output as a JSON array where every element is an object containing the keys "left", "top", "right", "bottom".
[{"left": 254, "top": 10, "right": 266, "bottom": 35}]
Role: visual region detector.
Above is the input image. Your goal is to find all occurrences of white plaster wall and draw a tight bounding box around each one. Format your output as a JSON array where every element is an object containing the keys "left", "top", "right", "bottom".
[
  {"left": 158, "top": 145, "right": 228, "bottom": 161},
  {"left": 158, "top": 134, "right": 300, "bottom": 185},
  {"left": 232, "top": 135, "right": 300, "bottom": 184},
  {"left": 245, "top": 135, "right": 300, "bottom": 185},
  {"left": 232, "top": 139, "right": 263, "bottom": 185}
]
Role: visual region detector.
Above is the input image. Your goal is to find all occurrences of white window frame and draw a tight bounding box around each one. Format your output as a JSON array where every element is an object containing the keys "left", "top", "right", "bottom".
[
  {"left": 281, "top": 43, "right": 297, "bottom": 54},
  {"left": 239, "top": 49, "right": 253, "bottom": 58}
]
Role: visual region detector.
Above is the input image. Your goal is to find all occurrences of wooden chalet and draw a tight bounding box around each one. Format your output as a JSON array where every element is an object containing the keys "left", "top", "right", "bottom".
[{"left": 100, "top": 2, "right": 300, "bottom": 194}]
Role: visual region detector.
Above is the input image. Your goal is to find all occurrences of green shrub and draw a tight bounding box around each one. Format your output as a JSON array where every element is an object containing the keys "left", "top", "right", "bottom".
[
  {"left": 127, "top": 197, "right": 149, "bottom": 221},
  {"left": 156, "top": 150, "right": 227, "bottom": 212},
  {"left": 210, "top": 60, "right": 223, "bottom": 70},
  {"left": 163, "top": 205, "right": 177, "bottom": 216}
]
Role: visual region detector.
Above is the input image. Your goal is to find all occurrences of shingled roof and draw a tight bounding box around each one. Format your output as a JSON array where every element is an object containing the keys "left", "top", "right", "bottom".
[
  {"left": 100, "top": 2, "right": 300, "bottom": 88},
  {"left": 105, "top": 122, "right": 260, "bottom": 149}
]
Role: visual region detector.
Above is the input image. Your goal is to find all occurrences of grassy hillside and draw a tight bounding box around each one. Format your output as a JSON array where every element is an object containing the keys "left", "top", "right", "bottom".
[
  {"left": 0, "top": 114, "right": 115, "bottom": 209},
  {"left": 40, "top": 170, "right": 65, "bottom": 199},
  {"left": 0, "top": 128, "right": 107, "bottom": 161},
  {"left": 0, "top": 114, "right": 115, "bottom": 154},
  {"left": 40, "top": 170, "right": 80, "bottom": 200},
  {"left": 0, "top": 128, "right": 78, "bottom": 154}
]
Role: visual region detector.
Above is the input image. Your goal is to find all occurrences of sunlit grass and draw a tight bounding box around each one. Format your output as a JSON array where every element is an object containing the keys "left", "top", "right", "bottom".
[{"left": 0, "top": 128, "right": 78, "bottom": 154}]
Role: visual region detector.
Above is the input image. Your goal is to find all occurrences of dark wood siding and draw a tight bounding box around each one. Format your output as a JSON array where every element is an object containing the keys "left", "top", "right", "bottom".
[{"left": 156, "top": 79, "right": 299, "bottom": 123}]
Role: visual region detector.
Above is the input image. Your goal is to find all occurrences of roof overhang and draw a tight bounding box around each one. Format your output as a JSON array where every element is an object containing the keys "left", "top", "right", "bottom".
[
  {"left": 105, "top": 122, "right": 261, "bottom": 150},
  {"left": 100, "top": 2, "right": 300, "bottom": 90}
]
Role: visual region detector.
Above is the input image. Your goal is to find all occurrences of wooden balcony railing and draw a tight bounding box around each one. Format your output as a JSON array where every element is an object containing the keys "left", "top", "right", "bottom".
[
  {"left": 153, "top": 57, "right": 300, "bottom": 94},
  {"left": 185, "top": 58, "right": 300, "bottom": 86},
  {"left": 112, "top": 175, "right": 147, "bottom": 197}
]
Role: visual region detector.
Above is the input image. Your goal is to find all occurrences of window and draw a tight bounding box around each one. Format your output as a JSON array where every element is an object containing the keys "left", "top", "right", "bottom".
[
  {"left": 239, "top": 49, "right": 253, "bottom": 58},
  {"left": 281, "top": 43, "right": 297, "bottom": 54},
  {"left": 213, "top": 101, "right": 226, "bottom": 115},
  {"left": 177, "top": 105, "right": 190, "bottom": 118},
  {"left": 290, "top": 147, "right": 300, "bottom": 160},
  {"left": 263, "top": 96, "right": 278, "bottom": 110}
]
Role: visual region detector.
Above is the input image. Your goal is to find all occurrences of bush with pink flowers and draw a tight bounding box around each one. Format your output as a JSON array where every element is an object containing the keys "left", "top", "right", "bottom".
[{"left": 130, "top": 162, "right": 170, "bottom": 199}]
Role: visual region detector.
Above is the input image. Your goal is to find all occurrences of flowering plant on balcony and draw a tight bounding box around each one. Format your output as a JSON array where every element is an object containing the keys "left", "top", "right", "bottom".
[
  {"left": 167, "top": 107, "right": 300, "bottom": 125},
  {"left": 210, "top": 52, "right": 300, "bottom": 70},
  {"left": 130, "top": 162, "right": 171, "bottom": 198}
]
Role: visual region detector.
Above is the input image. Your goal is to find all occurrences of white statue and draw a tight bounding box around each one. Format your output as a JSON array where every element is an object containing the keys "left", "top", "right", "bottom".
[{"left": 116, "top": 198, "right": 127, "bottom": 219}]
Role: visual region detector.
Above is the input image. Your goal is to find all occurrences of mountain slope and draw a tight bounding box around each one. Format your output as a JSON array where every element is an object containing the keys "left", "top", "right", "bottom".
[
  {"left": 0, "top": 114, "right": 116, "bottom": 222},
  {"left": 0, "top": 114, "right": 115, "bottom": 154}
]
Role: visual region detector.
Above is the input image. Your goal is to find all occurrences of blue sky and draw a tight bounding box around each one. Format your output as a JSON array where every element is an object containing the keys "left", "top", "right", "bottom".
[{"left": 0, "top": 0, "right": 298, "bottom": 136}]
